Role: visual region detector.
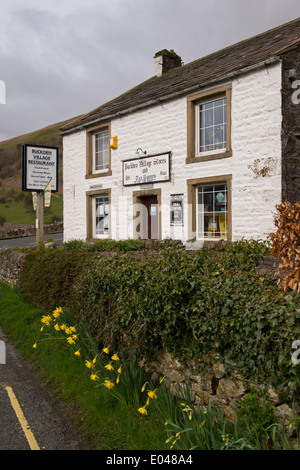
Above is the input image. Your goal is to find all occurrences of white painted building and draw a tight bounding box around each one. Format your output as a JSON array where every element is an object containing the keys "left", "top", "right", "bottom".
[{"left": 61, "top": 18, "right": 300, "bottom": 247}]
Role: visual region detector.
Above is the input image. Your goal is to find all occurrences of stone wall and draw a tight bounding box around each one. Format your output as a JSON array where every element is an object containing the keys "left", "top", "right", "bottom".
[
  {"left": 0, "top": 248, "right": 27, "bottom": 284},
  {"left": 0, "top": 222, "right": 63, "bottom": 240},
  {"left": 141, "top": 352, "right": 299, "bottom": 439}
]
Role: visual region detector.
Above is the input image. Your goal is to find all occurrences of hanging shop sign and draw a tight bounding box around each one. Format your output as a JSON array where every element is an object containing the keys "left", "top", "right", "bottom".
[
  {"left": 123, "top": 152, "right": 171, "bottom": 186},
  {"left": 22, "top": 144, "right": 58, "bottom": 192}
]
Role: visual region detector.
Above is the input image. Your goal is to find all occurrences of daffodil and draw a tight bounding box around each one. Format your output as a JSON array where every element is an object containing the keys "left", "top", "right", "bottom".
[
  {"left": 74, "top": 350, "right": 80, "bottom": 357},
  {"left": 105, "top": 363, "right": 114, "bottom": 371},
  {"left": 72, "top": 334, "right": 78, "bottom": 341},
  {"left": 60, "top": 324, "right": 66, "bottom": 331},
  {"left": 104, "top": 380, "right": 114, "bottom": 389},
  {"left": 92, "top": 357, "right": 97, "bottom": 364},
  {"left": 141, "top": 382, "right": 148, "bottom": 393},
  {"left": 102, "top": 347, "right": 109, "bottom": 354},
  {"left": 41, "top": 315, "right": 52, "bottom": 326},
  {"left": 138, "top": 407, "right": 147, "bottom": 415},
  {"left": 32, "top": 343, "right": 37, "bottom": 349},
  {"left": 54, "top": 323, "right": 60, "bottom": 331},
  {"left": 118, "top": 367, "right": 121, "bottom": 374},
  {"left": 85, "top": 360, "right": 94, "bottom": 369},
  {"left": 111, "top": 354, "right": 119, "bottom": 361},
  {"left": 67, "top": 337, "right": 75, "bottom": 345},
  {"left": 90, "top": 373, "right": 99, "bottom": 382},
  {"left": 147, "top": 390, "right": 157, "bottom": 400}
]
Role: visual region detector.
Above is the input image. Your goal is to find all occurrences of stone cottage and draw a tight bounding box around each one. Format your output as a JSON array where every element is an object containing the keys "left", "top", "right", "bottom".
[{"left": 60, "top": 17, "right": 300, "bottom": 247}]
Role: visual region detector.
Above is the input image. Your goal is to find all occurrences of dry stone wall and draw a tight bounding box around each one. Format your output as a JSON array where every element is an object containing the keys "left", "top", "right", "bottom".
[{"left": 141, "top": 352, "right": 299, "bottom": 438}]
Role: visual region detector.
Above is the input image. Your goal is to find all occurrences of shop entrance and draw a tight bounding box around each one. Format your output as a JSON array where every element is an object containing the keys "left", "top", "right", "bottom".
[{"left": 139, "top": 195, "right": 159, "bottom": 240}]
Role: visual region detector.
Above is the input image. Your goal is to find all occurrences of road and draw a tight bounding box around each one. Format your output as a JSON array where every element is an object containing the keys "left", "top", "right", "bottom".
[
  {"left": 0, "top": 232, "right": 63, "bottom": 249},
  {"left": 0, "top": 326, "right": 87, "bottom": 450}
]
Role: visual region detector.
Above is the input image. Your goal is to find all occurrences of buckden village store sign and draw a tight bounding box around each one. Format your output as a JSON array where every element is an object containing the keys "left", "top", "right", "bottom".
[{"left": 123, "top": 153, "right": 170, "bottom": 186}]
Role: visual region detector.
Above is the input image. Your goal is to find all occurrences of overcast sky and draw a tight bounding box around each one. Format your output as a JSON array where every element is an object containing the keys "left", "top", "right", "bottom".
[{"left": 0, "top": 0, "right": 300, "bottom": 142}]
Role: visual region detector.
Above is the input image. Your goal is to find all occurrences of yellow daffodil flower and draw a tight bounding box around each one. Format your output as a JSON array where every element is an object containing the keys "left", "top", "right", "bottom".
[
  {"left": 118, "top": 367, "right": 121, "bottom": 374},
  {"left": 102, "top": 347, "right": 109, "bottom": 354},
  {"left": 54, "top": 324, "right": 60, "bottom": 331},
  {"left": 138, "top": 407, "right": 147, "bottom": 415},
  {"left": 105, "top": 363, "right": 114, "bottom": 371},
  {"left": 92, "top": 357, "right": 97, "bottom": 364},
  {"left": 85, "top": 360, "right": 94, "bottom": 369},
  {"left": 67, "top": 337, "right": 75, "bottom": 345},
  {"left": 74, "top": 350, "right": 80, "bottom": 357},
  {"left": 104, "top": 380, "right": 114, "bottom": 389},
  {"left": 90, "top": 373, "right": 99, "bottom": 382},
  {"left": 147, "top": 390, "right": 157, "bottom": 400},
  {"left": 111, "top": 354, "right": 119, "bottom": 361},
  {"left": 141, "top": 382, "right": 148, "bottom": 393},
  {"left": 32, "top": 343, "right": 37, "bottom": 348}
]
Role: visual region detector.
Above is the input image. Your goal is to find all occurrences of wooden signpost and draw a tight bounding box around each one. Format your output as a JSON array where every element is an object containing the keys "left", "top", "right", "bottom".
[{"left": 22, "top": 144, "right": 58, "bottom": 248}]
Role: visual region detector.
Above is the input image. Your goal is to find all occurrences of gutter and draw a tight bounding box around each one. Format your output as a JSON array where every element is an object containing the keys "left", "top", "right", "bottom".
[{"left": 60, "top": 57, "right": 280, "bottom": 136}]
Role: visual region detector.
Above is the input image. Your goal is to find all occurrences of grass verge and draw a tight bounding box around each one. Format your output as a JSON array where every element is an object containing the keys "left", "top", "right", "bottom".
[{"left": 0, "top": 282, "right": 166, "bottom": 450}]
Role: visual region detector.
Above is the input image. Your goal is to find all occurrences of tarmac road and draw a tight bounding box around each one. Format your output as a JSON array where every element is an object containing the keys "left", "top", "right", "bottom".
[
  {"left": 0, "top": 232, "right": 63, "bottom": 249},
  {"left": 0, "top": 326, "right": 87, "bottom": 450}
]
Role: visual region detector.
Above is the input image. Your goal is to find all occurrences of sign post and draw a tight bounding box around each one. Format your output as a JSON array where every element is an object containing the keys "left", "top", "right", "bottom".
[{"left": 22, "top": 144, "right": 58, "bottom": 248}]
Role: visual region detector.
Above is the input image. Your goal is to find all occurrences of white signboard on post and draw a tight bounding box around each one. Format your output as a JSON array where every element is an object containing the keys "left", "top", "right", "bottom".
[
  {"left": 22, "top": 144, "right": 58, "bottom": 192},
  {"left": 123, "top": 152, "right": 171, "bottom": 186}
]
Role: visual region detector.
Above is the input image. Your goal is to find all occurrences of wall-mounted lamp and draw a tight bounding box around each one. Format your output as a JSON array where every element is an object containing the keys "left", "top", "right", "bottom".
[{"left": 135, "top": 148, "right": 147, "bottom": 158}]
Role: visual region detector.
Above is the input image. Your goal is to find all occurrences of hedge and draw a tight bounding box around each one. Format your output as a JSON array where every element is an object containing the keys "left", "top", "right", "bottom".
[{"left": 18, "top": 240, "right": 300, "bottom": 401}]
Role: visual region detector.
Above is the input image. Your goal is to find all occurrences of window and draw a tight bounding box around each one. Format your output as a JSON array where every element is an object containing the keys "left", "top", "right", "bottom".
[
  {"left": 94, "top": 195, "right": 109, "bottom": 237},
  {"left": 187, "top": 175, "right": 231, "bottom": 243},
  {"left": 86, "top": 123, "right": 112, "bottom": 178},
  {"left": 186, "top": 84, "right": 232, "bottom": 163},
  {"left": 197, "top": 97, "right": 227, "bottom": 153},
  {"left": 94, "top": 129, "right": 109, "bottom": 172},
  {"left": 197, "top": 183, "right": 228, "bottom": 240},
  {"left": 86, "top": 189, "right": 111, "bottom": 240}
]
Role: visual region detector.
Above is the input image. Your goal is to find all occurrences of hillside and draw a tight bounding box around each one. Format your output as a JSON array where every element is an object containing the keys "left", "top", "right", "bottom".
[{"left": 0, "top": 117, "right": 79, "bottom": 225}]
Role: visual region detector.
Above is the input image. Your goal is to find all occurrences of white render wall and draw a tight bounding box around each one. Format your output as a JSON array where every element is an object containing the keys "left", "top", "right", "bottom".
[{"left": 63, "top": 62, "right": 282, "bottom": 243}]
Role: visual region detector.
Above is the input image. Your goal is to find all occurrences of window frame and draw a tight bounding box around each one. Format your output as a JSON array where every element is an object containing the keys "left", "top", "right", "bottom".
[
  {"left": 86, "top": 123, "right": 112, "bottom": 179},
  {"left": 86, "top": 188, "right": 111, "bottom": 241},
  {"left": 187, "top": 175, "right": 232, "bottom": 243},
  {"left": 197, "top": 183, "right": 228, "bottom": 241},
  {"left": 186, "top": 84, "right": 232, "bottom": 164}
]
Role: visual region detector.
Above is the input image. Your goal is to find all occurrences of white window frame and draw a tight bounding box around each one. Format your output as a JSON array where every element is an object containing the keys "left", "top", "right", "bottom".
[
  {"left": 195, "top": 96, "right": 227, "bottom": 157},
  {"left": 93, "top": 195, "right": 110, "bottom": 238},
  {"left": 196, "top": 183, "right": 228, "bottom": 241},
  {"left": 93, "top": 128, "right": 110, "bottom": 174}
]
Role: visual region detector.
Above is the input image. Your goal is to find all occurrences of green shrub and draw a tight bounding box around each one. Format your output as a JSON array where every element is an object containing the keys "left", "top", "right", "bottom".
[{"left": 18, "top": 240, "right": 300, "bottom": 401}]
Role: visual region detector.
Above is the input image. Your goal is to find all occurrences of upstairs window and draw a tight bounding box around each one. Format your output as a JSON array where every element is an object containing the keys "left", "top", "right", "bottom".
[
  {"left": 186, "top": 84, "right": 232, "bottom": 163},
  {"left": 197, "top": 97, "right": 227, "bottom": 153},
  {"left": 86, "top": 123, "right": 112, "bottom": 178},
  {"left": 94, "top": 129, "right": 109, "bottom": 172}
]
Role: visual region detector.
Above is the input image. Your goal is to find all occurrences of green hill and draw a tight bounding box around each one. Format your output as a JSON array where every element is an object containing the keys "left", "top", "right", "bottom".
[{"left": 0, "top": 117, "right": 79, "bottom": 225}]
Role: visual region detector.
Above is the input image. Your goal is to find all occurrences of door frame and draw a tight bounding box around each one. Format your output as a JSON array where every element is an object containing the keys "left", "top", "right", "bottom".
[{"left": 132, "top": 188, "right": 162, "bottom": 240}]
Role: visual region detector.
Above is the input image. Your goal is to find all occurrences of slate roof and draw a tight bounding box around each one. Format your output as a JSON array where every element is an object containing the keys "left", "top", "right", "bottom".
[{"left": 60, "top": 17, "right": 300, "bottom": 134}]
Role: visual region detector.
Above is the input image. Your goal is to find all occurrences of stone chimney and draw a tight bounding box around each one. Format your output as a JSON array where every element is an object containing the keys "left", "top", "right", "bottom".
[{"left": 154, "top": 49, "right": 182, "bottom": 77}]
